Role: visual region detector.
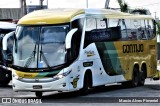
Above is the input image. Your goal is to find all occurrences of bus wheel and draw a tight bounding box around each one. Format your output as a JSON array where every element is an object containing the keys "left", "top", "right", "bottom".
[
  {"left": 79, "top": 74, "right": 90, "bottom": 95},
  {"left": 0, "top": 79, "right": 11, "bottom": 86},
  {"left": 131, "top": 66, "right": 139, "bottom": 87},
  {"left": 138, "top": 66, "right": 146, "bottom": 86},
  {"left": 35, "top": 92, "right": 43, "bottom": 97}
]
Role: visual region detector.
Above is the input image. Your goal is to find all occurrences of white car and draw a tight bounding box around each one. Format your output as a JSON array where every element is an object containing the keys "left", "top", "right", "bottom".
[{"left": 0, "top": 21, "right": 16, "bottom": 37}]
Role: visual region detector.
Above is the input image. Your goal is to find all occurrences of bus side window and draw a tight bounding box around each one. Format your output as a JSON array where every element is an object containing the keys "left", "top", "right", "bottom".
[
  {"left": 85, "top": 26, "right": 121, "bottom": 43},
  {"left": 146, "top": 19, "right": 154, "bottom": 39},
  {"left": 84, "top": 18, "right": 97, "bottom": 48},
  {"left": 97, "top": 19, "right": 107, "bottom": 29},
  {"left": 136, "top": 19, "right": 154, "bottom": 40},
  {"left": 85, "top": 18, "right": 121, "bottom": 48},
  {"left": 120, "top": 19, "right": 129, "bottom": 40},
  {"left": 127, "top": 19, "right": 138, "bottom": 40},
  {"left": 108, "top": 19, "right": 128, "bottom": 40}
]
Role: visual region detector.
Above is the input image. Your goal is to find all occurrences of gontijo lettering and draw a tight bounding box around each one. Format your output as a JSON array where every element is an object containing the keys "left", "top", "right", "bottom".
[{"left": 123, "top": 44, "right": 143, "bottom": 53}]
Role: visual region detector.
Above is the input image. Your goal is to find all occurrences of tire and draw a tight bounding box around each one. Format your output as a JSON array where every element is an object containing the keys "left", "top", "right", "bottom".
[
  {"left": 35, "top": 92, "right": 43, "bottom": 97},
  {"left": 130, "top": 66, "right": 139, "bottom": 87},
  {"left": 138, "top": 67, "right": 146, "bottom": 86},
  {"left": 0, "top": 79, "right": 11, "bottom": 85},
  {"left": 79, "top": 74, "right": 90, "bottom": 96}
]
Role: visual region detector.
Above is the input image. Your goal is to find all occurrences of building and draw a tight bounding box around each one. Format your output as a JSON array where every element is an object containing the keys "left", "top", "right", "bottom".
[{"left": 0, "top": 8, "right": 21, "bottom": 20}]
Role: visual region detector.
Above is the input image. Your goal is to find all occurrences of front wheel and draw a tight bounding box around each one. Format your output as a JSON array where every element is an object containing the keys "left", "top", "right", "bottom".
[{"left": 79, "top": 74, "right": 90, "bottom": 96}]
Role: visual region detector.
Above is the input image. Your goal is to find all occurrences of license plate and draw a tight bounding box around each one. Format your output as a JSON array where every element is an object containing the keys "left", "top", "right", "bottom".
[{"left": 33, "top": 85, "right": 42, "bottom": 89}]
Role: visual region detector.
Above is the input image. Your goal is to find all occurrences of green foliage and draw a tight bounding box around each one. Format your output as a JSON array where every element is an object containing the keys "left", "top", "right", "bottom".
[
  {"left": 131, "top": 8, "right": 148, "bottom": 15},
  {"left": 156, "top": 22, "right": 160, "bottom": 35},
  {"left": 117, "top": 0, "right": 129, "bottom": 12}
]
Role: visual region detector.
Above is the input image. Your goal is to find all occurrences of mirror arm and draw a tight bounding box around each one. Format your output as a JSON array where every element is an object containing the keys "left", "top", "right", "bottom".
[
  {"left": 2, "top": 31, "right": 15, "bottom": 51},
  {"left": 65, "top": 28, "right": 78, "bottom": 49}
]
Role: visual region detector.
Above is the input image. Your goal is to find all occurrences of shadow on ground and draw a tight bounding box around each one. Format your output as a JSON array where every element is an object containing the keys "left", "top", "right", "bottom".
[
  {"left": 145, "top": 84, "right": 160, "bottom": 90},
  {"left": 22, "top": 83, "right": 133, "bottom": 103},
  {"left": 0, "top": 84, "right": 12, "bottom": 88}
]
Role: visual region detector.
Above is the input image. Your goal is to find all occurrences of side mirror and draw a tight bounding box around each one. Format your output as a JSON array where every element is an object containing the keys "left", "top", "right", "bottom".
[
  {"left": 65, "top": 28, "right": 78, "bottom": 49},
  {"left": 3, "top": 31, "right": 15, "bottom": 51}
]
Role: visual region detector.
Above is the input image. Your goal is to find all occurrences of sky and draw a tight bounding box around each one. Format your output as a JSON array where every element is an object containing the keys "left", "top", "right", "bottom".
[{"left": 0, "top": 0, "right": 160, "bottom": 18}]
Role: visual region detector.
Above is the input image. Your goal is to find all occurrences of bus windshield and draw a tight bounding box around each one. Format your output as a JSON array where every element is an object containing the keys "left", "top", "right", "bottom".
[{"left": 14, "top": 25, "right": 69, "bottom": 68}]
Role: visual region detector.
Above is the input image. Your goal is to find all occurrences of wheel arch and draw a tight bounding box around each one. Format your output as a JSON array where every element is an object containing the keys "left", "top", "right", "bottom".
[
  {"left": 83, "top": 69, "right": 93, "bottom": 88},
  {"left": 132, "top": 63, "right": 139, "bottom": 78},
  {"left": 133, "top": 63, "right": 139, "bottom": 71}
]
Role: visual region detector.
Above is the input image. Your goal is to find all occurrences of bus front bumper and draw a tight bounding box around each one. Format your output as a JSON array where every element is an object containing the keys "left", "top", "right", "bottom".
[{"left": 12, "top": 77, "right": 71, "bottom": 92}]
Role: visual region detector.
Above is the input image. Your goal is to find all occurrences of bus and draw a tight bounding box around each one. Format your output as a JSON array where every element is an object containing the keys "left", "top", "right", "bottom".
[
  {"left": 0, "top": 21, "right": 16, "bottom": 85},
  {"left": 3, "top": 8, "right": 157, "bottom": 97}
]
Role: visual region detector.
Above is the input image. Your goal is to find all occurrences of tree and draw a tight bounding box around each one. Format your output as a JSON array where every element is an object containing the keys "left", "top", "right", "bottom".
[
  {"left": 105, "top": 0, "right": 110, "bottom": 9},
  {"left": 130, "top": 8, "right": 150, "bottom": 15},
  {"left": 20, "top": 0, "right": 27, "bottom": 16},
  {"left": 156, "top": 22, "right": 160, "bottom": 35},
  {"left": 117, "top": 0, "right": 129, "bottom": 12}
]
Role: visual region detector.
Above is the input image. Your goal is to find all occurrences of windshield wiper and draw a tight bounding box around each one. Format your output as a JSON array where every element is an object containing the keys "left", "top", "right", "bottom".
[
  {"left": 24, "top": 43, "right": 37, "bottom": 68},
  {"left": 39, "top": 43, "right": 51, "bottom": 69}
]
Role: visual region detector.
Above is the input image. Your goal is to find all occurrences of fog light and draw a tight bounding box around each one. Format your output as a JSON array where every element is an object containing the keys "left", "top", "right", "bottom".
[{"left": 62, "top": 83, "right": 66, "bottom": 87}]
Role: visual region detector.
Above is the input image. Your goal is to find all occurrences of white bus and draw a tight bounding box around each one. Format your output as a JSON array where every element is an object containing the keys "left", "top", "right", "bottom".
[{"left": 3, "top": 8, "right": 157, "bottom": 97}]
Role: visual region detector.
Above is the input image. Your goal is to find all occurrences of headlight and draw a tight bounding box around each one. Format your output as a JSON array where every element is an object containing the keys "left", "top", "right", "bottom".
[
  {"left": 53, "top": 70, "right": 72, "bottom": 81},
  {"left": 56, "top": 74, "right": 64, "bottom": 79}
]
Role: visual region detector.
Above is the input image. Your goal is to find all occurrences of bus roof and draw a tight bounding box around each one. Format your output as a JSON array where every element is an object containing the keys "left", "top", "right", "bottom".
[
  {"left": 18, "top": 8, "right": 85, "bottom": 25},
  {"left": 18, "top": 8, "right": 154, "bottom": 25}
]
